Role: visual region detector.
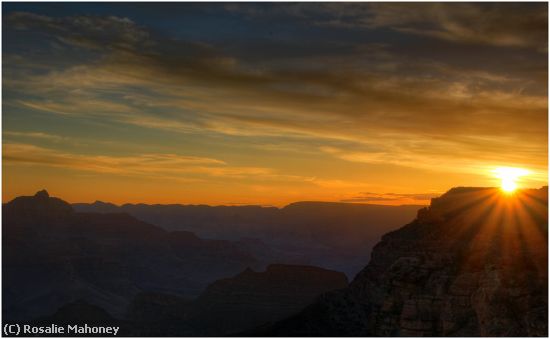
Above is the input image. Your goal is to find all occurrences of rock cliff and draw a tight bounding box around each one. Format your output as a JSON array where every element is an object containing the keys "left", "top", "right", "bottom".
[{"left": 257, "top": 187, "right": 548, "bottom": 336}]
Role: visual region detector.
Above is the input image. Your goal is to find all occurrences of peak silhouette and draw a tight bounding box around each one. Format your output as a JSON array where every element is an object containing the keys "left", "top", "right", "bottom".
[
  {"left": 34, "top": 189, "right": 50, "bottom": 199},
  {"left": 4, "top": 189, "right": 73, "bottom": 224}
]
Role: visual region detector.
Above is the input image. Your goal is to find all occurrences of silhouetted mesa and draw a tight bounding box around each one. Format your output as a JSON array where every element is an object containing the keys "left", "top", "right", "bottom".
[{"left": 251, "top": 187, "right": 548, "bottom": 337}]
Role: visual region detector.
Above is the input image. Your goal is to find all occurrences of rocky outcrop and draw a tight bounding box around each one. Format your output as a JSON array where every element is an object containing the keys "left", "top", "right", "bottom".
[
  {"left": 123, "top": 264, "right": 348, "bottom": 336},
  {"left": 184, "top": 264, "right": 348, "bottom": 335},
  {"left": 258, "top": 187, "right": 548, "bottom": 337}
]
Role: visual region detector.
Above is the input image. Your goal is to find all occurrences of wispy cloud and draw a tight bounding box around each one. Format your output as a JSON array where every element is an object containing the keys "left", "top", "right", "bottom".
[
  {"left": 365, "top": 3, "right": 548, "bottom": 50},
  {"left": 318, "top": 136, "right": 548, "bottom": 180},
  {"left": 4, "top": 143, "right": 221, "bottom": 175},
  {"left": 9, "top": 51, "right": 546, "bottom": 177},
  {"left": 341, "top": 191, "right": 441, "bottom": 203},
  {"left": 4, "top": 131, "right": 68, "bottom": 142},
  {"left": 2, "top": 143, "right": 315, "bottom": 183}
]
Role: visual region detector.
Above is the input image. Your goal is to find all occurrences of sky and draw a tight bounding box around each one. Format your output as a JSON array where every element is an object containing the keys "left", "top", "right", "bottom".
[{"left": 2, "top": 2, "right": 548, "bottom": 206}]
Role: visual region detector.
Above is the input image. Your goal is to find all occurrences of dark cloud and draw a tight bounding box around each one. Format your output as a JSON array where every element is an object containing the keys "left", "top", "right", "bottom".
[
  {"left": 341, "top": 196, "right": 397, "bottom": 203},
  {"left": 226, "top": 3, "right": 548, "bottom": 51},
  {"left": 6, "top": 11, "right": 150, "bottom": 51},
  {"left": 341, "top": 192, "right": 440, "bottom": 203},
  {"left": 366, "top": 3, "right": 548, "bottom": 51},
  {"left": 382, "top": 193, "right": 441, "bottom": 201}
]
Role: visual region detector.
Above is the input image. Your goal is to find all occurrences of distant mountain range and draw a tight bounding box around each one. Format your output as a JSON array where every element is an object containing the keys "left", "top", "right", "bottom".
[
  {"left": 4, "top": 190, "right": 258, "bottom": 320},
  {"left": 2, "top": 190, "right": 359, "bottom": 332},
  {"left": 73, "top": 199, "right": 422, "bottom": 277}
]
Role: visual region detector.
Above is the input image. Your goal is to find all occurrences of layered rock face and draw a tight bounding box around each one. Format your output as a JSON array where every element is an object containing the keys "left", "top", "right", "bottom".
[{"left": 260, "top": 187, "right": 548, "bottom": 336}]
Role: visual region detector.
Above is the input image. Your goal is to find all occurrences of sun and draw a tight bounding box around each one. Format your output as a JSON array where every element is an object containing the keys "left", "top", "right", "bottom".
[
  {"left": 493, "top": 167, "right": 530, "bottom": 193},
  {"left": 501, "top": 178, "right": 516, "bottom": 192}
]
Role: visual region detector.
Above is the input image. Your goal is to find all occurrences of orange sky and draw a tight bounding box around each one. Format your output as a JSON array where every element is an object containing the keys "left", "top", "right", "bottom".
[{"left": 2, "top": 3, "right": 548, "bottom": 206}]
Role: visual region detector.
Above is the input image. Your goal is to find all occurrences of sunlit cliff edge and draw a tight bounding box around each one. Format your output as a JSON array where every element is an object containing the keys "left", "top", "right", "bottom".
[{"left": 250, "top": 186, "right": 548, "bottom": 337}]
